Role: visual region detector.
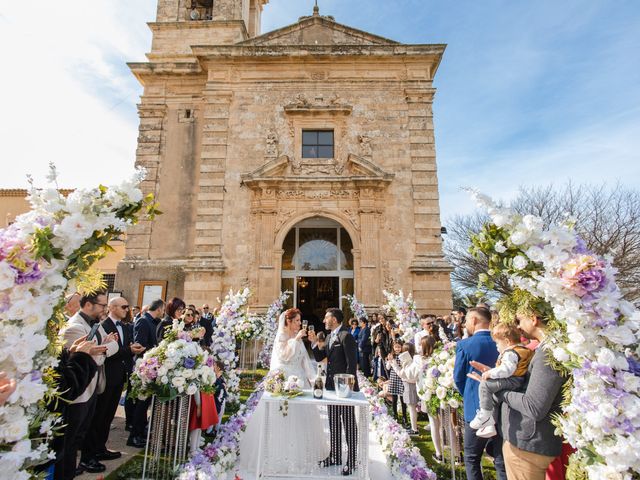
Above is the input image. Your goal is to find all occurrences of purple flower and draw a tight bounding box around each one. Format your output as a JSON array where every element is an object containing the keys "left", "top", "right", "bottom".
[
  {"left": 183, "top": 357, "right": 196, "bottom": 369},
  {"left": 430, "top": 367, "right": 441, "bottom": 378},
  {"left": 576, "top": 267, "right": 606, "bottom": 295}
]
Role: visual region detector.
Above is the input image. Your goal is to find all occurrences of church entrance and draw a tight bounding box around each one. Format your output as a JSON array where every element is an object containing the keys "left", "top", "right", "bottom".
[{"left": 281, "top": 217, "right": 354, "bottom": 331}]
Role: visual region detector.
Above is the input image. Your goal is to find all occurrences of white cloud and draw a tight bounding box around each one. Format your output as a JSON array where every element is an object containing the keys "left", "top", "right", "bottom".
[{"left": 0, "top": 1, "right": 154, "bottom": 189}]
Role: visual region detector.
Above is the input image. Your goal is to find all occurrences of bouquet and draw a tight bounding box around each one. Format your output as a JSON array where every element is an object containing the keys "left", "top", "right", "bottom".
[
  {"left": 342, "top": 294, "right": 367, "bottom": 320},
  {"left": 131, "top": 324, "right": 216, "bottom": 401},
  {"left": 417, "top": 341, "right": 462, "bottom": 414},
  {"left": 382, "top": 290, "right": 420, "bottom": 343},
  {"left": 234, "top": 314, "right": 263, "bottom": 341},
  {"left": 264, "top": 369, "right": 303, "bottom": 416}
]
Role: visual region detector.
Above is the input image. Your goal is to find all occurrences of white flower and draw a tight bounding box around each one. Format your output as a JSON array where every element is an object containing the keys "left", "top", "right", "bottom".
[
  {"left": 494, "top": 241, "right": 507, "bottom": 253},
  {"left": 513, "top": 255, "right": 529, "bottom": 270},
  {"left": 510, "top": 229, "right": 529, "bottom": 246},
  {"left": 596, "top": 348, "right": 616, "bottom": 368},
  {"left": 435, "top": 386, "right": 447, "bottom": 400},
  {"left": 0, "top": 262, "right": 17, "bottom": 290},
  {"left": 552, "top": 347, "right": 570, "bottom": 363},
  {"left": 522, "top": 214, "right": 544, "bottom": 232}
]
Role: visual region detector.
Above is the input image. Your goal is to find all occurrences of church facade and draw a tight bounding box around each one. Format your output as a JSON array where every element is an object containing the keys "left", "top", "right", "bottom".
[{"left": 116, "top": 0, "right": 453, "bottom": 317}]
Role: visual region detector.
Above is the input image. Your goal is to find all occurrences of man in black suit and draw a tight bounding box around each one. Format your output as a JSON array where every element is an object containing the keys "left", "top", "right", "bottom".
[
  {"left": 82, "top": 296, "right": 146, "bottom": 464},
  {"left": 128, "top": 298, "right": 165, "bottom": 447},
  {"left": 309, "top": 308, "right": 359, "bottom": 476},
  {"left": 200, "top": 303, "right": 215, "bottom": 348},
  {"left": 357, "top": 318, "right": 372, "bottom": 377}
]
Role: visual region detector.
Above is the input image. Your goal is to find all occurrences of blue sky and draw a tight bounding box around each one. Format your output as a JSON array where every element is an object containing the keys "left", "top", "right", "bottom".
[{"left": 1, "top": 0, "right": 638, "bottom": 220}]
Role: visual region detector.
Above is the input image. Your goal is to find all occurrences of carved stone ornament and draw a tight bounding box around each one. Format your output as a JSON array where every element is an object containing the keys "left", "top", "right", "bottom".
[
  {"left": 343, "top": 208, "right": 360, "bottom": 230},
  {"left": 358, "top": 134, "right": 373, "bottom": 158},
  {"left": 284, "top": 93, "right": 353, "bottom": 115},
  {"left": 276, "top": 208, "right": 297, "bottom": 231},
  {"left": 266, "top": 130, "right": 278, "bottom": 157},
  {"left": 382, "top": 261, "right": 397, "bottom": 291}
]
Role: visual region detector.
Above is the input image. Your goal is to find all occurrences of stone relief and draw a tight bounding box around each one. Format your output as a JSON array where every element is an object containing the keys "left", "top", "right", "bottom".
[
  {"left": 293, "top": 93, "right": 311, "bottom": 107},
  {"left": 343, "top": 208, "right": 360, "bottom": 230},
  {"left": 358, "top": 134, "right": 373, "bottom": 157},
  {"left": 266, "top": 130, "right": 279, "bottom": 157},
  {"left": 382, "top": 261, "right": 397, "bottom": 291},
  {"left": 275, "top": 208, "right": 297, "bottom": 231}
]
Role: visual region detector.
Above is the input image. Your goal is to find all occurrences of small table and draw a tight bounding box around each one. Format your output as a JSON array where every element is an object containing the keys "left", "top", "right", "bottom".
[{"left": 256, "top": 390, "right": 370, "bottom": 479}]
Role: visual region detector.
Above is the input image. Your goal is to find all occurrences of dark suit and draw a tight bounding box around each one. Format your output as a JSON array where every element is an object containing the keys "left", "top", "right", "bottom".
[
  {"left": 200, "top": 313, "right": 215, "bottom": 348},
  {"left": 82, "top": 317, "right": 134, "bottom": 461},
  {"left": 357, "top": 326, "right": 372, "bottom": 377},
  {"left": 312, "top": 326, "right": 359, "bottom": 467},
  {"left": 131, "top": 313, "right": 161, "bottom": 440},
  {"left": 453, "top": 330, "right": 506, "bottom": 480}
]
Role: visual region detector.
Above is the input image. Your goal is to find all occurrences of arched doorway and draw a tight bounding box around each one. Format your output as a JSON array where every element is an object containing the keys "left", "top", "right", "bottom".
[{"left": 281, "top": 217, "right": 354, "bottom": 329}]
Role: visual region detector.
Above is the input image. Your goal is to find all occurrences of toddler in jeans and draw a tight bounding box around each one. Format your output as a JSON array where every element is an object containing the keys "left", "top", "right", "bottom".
[{"left": 469, "top": 322, "right": 534, "bottom": 438}]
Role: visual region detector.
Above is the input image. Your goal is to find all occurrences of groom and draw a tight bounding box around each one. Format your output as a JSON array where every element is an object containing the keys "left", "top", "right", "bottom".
[{"left": 308, "top": 308, "right": 359, "bottom": 476}]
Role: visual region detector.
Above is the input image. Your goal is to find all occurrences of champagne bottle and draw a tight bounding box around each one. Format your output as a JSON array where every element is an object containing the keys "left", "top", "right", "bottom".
[{"left": 313, "top": 365, "right": 324, "bottom": 399}]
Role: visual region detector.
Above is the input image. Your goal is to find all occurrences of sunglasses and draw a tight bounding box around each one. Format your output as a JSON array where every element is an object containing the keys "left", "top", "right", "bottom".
[
  {"left": 185, "top": 313, "right": 194, "bottom": 317},
  {"left": 120, "top": 305, "right": 130, "bottom": 310}
]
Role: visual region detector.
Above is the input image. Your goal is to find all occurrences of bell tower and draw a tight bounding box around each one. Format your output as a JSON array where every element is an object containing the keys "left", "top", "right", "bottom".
[{"left": 154, "top": 0, "right": 268, "bottom": 39}]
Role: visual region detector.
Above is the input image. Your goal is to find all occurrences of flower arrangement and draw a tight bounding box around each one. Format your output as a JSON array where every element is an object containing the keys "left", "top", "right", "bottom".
[
  {"left": 257, "top": 291, "right": 291, "bottom": 368},
  {"left": 467, "top": 189, "right": 640, "bottom": 480},
  {"left": 211, "top": 288, "right": 251, "bottom": 404},
  {"left": 382, "top": 290, "right": 421, "bottom": 343},
  {"left": 179, "top": 380, "right": 265, "bottom": 479},
  {"left": 358, "top": 372, "right": 436, "bottom": 480},
  {"left": 234, "top": 314, "right": 263, "bottom": 341},
  {"left": 342, "top": 294, "right": 367, "bottom": 320},
  {"left": 264, "top": 369, "right": 303, "bottom": 416},
  {"left": 416, "top": 341, "right": 462, "bottom": 415},
  {"left": 0, "top": 164, "right": 157, "bottom": 477},
  {"left": 130, "top": 323, "right": 216, "bottom": 402}
]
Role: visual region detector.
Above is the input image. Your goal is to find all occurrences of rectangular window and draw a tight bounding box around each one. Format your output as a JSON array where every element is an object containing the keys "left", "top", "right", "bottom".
[
  {"left": 302, "top": 130, "right": 334, "bottom": 158},
  {"left": 103, "top": 274, "right": 116, "bottom": 292}
]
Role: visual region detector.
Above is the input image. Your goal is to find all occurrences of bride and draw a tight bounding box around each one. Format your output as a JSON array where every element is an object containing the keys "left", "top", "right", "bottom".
[{"left": 239, "top": 308, "right": 330, "bottom": 475}]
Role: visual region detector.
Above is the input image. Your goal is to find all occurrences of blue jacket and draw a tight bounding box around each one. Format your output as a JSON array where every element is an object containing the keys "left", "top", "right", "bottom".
[
  {"left": 134, "top": 312, "right": 161, "bottom": 351},
  {"left": 357, "top": 326, "right": 372, "bottom": 352},
  {"left": 453, "top": 331, "right": 499, "bottom": 422}
]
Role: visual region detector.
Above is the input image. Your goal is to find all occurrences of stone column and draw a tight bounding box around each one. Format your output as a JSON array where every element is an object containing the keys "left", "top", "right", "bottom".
[
  {"left": 358, "top": 188, "right": 382, "bottom": 307},
  {"left": 405, "top": 88, "right": 453, "bottom": 313},
  {"left": 184, "top": 88, "right": 232, "bottom": 302}
]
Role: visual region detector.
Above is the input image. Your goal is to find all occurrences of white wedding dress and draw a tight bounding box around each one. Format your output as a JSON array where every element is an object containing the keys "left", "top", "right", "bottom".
[{"left": 239, "top": 315, "right": 330, "bottom": 475}]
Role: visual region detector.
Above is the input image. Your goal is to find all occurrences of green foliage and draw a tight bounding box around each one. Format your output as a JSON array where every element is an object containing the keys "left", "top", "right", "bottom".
[{"left": 30, "top": 226, "right": 63, "bottom": 262}]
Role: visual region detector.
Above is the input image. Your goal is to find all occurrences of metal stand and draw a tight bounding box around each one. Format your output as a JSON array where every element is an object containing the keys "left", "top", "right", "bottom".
[
  {"left": 443, "top": 407, "right": 457, "bottom": 480},
  {"left": 240, "top": 339, "right": 261, "bottom": 370},
  {"left": 142, "top": 394, "right": 191, "bottom": 479}
]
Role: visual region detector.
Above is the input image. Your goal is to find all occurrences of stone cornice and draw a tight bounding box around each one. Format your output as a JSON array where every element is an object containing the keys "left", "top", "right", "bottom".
[{"left": 147, "top": 20, "right": 248, "bottom": 39}]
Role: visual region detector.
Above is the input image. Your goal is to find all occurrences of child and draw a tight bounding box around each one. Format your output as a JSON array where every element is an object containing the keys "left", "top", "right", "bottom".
[
  {"left": 188, "top": 388, "right": 218, "bottom": 455},
  {"left": 372, "top": 345, "right": 387, "bottom": 381},
  {"left": 213, "top": 360, "right": 228, "bottom": 426},
  {"left": 390, "top": 342, "right": 420, "bottom": 435},
  {"left": 385, "top": 339, "right": 407, "bottom": 426},
  {"left": 469, "top": 322, "right": 534, "bottom": 438}
]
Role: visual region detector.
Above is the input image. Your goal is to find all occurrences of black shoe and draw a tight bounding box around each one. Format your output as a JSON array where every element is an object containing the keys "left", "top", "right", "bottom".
[
  {"left": 126, "top": 436, "right": 147, "bottom": 448},
  {"left": 74, "top": 465, "right": 85, "bottom": 476},
  {"left": 95, "top": 449, "right": 122, "bottom": 460},
  {"left": 432, "top": 453, "right": 444, "bottom": 464},
  {"left": 125, "top": 424, "right": 132, "bottom": 432},
  {"left": 319, "top": 455, "right": 341, "bottom": 467},
  {"left": 78, "top": 459, "right": 106, "bottom": 473},
  {"left": 408, "top": 429, "right": 420, "bottom": 436},
  {"left": 342, "top": 464, "right": 354, "bottom": 476}
]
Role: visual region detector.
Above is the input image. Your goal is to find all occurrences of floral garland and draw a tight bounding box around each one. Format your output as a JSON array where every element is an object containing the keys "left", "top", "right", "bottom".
[
  {"left": 131, "top": 321, "right": 216, "bottom": 402},
  {"left": 382, "top": 290, "right": 421, "bottom": 343},
  {"left": 358, "top": 372, "right": 436, "bottom": 480},
  {"left": 257, "top": 291, "right": 291, "bottom": 368},
  {"left": 342, "top": 294, "right": 367, "bottom": 321},
  {"left": 179, "top": 380, "right": 265, "bottom": 479},
  {"left": 234, "top": 314, "right": 264, "bottom": 342},
  {"left": 467, "top": 190, "right": 640, "bottom": 479},
  {"left": 211, "top": 288, "right": 251, "bottom": 404},
  {"left": 0, "top": 165, "right": 157, "bottom": 477},
  {"left": 416, "top": 341, "right": 462, "bottom": 415}
]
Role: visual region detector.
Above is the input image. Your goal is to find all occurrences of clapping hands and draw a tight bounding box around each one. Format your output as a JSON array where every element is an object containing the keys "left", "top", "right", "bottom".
[
  {"left": 0, "top": 372, "right": 17, "bottom": 406},
  {"left": 467, "top": 360, "right": 491, "bottom": 382}
]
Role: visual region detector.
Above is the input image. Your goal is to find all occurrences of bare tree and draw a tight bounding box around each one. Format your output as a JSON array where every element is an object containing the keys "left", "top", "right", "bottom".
[{"left": 444, "top": 183, "right": 640, "bottom": 302}]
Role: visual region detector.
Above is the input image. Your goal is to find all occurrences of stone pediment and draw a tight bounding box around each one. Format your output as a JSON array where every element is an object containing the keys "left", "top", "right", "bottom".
[
  {"left": 241, "top": 154, "right": 394, "bottom": 186},
  {"left": 237, "top": 13, "right": 399, "bottom": 47}
]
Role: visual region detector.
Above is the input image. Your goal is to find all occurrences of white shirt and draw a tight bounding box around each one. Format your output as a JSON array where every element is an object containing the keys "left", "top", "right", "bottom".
[
  {"left": 414, "top": 329, "right": 429, "bottom": 355},
  {"left": 487, "top": 350, "right": 520, "bottom": 379}
]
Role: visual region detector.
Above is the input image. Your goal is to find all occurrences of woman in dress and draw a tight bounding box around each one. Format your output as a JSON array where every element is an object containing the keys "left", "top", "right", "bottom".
[{"left": 239, "top": 308, "right": 330, "bottom": 475}]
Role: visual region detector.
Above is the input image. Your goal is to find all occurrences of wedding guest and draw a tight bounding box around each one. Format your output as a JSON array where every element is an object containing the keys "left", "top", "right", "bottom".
[
  {"left": 450, "top": 308, "right": 466, "bottom": 340},
  {"left": 200, "top": 303, "right": 215, "bottom": 348},
  {"left": 157, "top": 297, "right": 186, "bottom": 340},
  {"left": 414, "top": 314, "right": 434, "bottom": 355},
  {"left": 420, "top": 335, "right": 446, "bottom": 463},
  {"left": 213, "top": 360, "right": 228, "bottom": 425},
  {"left": 453, "top": 307, "right": 506, "bottom": 480},
  {"left": 140, "top": 304, "right": 150, "bottom": 317},
  {"left": 131, "top": 305, "right": 141, "bottom": 321},
  {"left": 372, "top": 345, "right": 387, "bottom": 381},
  {"left": 182, "top": 307, "right": 205, "bottom": 340},
  {"left": 357, "top": 318, "right": 372, "bottom": 377},
  {"left": 389, "top": 343, "right": 420, "bottom": 435},
  {"left": 82, "top": 297, "right": 146, "bottom": 466},
  {"left": 376, "top": 376, "right": 393, "bottom": 404},
  {"left": 494, "top": 307, "right": 566, "bottom": 480},
  {"left": 121, "top": 309, "right": 137, "bottom": 432},
  {"left": 385, "top": 339, "right": 407, "bottom": 427},
  {"left": 0, "top": 372, "right": 17, "bottom": 406},
  {"left": 129, "top": 299, "right": 165, "bottom": 448},
  {"left": 468, "top": 322, "right": 534, "bottom": 438},
  {"left": 64, "top": 292, "right": 81, "bottom": 318},
  {"left": 59, "top": 292, "right": 118, "bottom": 478}
]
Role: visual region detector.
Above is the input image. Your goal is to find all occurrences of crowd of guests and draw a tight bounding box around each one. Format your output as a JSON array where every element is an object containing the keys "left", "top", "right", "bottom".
[
  {"left": 358, "top": 305, "right": 568, "bottom": 480},
  {"left": 41, "top": 292, "right": 226, "bottom": 480}
]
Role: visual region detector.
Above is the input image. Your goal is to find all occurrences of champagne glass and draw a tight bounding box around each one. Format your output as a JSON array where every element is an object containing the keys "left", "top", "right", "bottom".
[
  {"left": 302, "top": 320, "right": 309, "bottom": 331},
  {"left": 308, "top": 325, "right": 315, "bottom": 333}
]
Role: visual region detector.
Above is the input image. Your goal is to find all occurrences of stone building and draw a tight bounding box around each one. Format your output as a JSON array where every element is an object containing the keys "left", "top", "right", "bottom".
[{"left": 116, "top": 0, "right": 452, "bottom": 318}]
